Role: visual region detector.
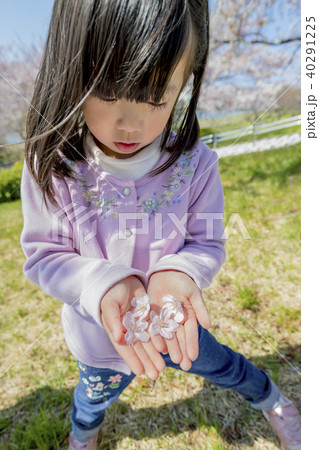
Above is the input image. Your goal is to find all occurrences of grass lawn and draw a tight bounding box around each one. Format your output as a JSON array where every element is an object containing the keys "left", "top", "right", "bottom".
[{"left": 0, "top": 143, "right": 300, "bottom": 449}]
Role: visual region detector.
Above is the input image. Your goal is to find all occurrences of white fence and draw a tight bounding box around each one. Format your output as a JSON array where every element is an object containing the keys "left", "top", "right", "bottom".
[
  {"left": 201, "top": 115, "right": 301, "bottom": 148},
  {"left": 0, "top": 115, "right": 302, "bottom": 170}
]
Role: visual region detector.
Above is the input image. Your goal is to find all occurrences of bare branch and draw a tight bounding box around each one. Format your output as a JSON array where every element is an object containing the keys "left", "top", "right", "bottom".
[{"left": 211, "top": 36, "right": 301, "bottom": 46}]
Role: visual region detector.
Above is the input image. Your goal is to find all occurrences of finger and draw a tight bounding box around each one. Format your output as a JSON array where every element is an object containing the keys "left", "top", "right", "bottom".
[
  {"left": 101, "top": 300, "right": 124, "bottom": 343},
  {"left": 133, "top": 341, "right": 159, "bottom": 380},
  {"left": 184, "top": 317, "right": 199, "bottom": 361},
  {"left": 115, "top": 343, "right": 145, "bottom": 376},
  {"left": 133, "top": 284, "right": 148, "bottom": 297},
  {"left": 166, "top": 334, "right": 182, "bottom": 364},
  {"left": 176, "top": 325, "right": 192, "bottom": 371},
  {"left": 141, "top": 340, "right": 166, "bottom": 372},
  {"left": 161, "top": 341, "right": 169, "bottom": 354},
  {"left": 102, "top": 317, "right": 144, "bottom": 375},
  {"left": 189, "top": 291, "right": 211, "bottom": 329},
  {"left": 150, "top": 333, "right": 167, "bottom": 353}
]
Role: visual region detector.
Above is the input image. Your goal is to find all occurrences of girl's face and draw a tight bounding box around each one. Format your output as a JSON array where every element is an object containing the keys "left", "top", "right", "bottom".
[{"left": 82, "top": 51, "right": 189, "bottom": 159}]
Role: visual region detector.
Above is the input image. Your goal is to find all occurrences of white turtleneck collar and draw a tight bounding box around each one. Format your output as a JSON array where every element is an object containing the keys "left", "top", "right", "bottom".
[{"left": 84, "top": 131, "right": 163, "bottom": 181}]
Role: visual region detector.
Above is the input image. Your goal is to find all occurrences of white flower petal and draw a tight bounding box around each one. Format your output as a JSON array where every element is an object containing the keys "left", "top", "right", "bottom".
[
  {"left": 150, "top": 310, "right": 159, "bottom": 321},
  {"left": 161, "top": 305, "right": 174, "bottom": 321},
  {"left": 160, "top": 327, "right": 173, "bottom": 339},
  {"left": 139, "top": 292, "right": 151, "bottom": 303},
  {"left": 122, "top": 311, "right": 134, "bottom": 330},
  {"left": 125, "top": 331, "right": 135, "bottom": 345},
  {"left": 161, "top": 304, "right": 178, "bottom": 320},
  {"left": 162, "top": 296, "right": 184, "bottom": 322},
  {"left": 149, "top": 322, "right": 160, "bottom": 335},
  {"left": 136, "top": 319, "right": 149, "bottom": 332},
  {"left": 162, "top": 294, "right": 176, "bottom": 304},
  {"left": 167, "top": 319, "right": 179, "bottom": 332},
  {"left": 134, "top": 305, "right": 150, "bottom": 320},
  {"left": 131, "top": 294, "right": 150, "bottom": 319},
  {"left": 174, "top": 310, "right": 184, "bottom": 323},
  {"left": 135, "top": 331, "right": 150, "bottom": 342},
  {"left": 132, "top": 293, "right": 150, "bottom": 308},
  {"left": 131, "top": 297, "right": 139, "bottom": 308}
]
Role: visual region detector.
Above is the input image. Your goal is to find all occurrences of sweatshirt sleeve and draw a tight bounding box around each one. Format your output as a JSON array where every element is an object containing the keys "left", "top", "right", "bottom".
[
  {"left": 146, "top": 146, "right": 226, "bottom": 290},
  {"left": 20, "top": 161, "right": 147, "bottom": 328}
]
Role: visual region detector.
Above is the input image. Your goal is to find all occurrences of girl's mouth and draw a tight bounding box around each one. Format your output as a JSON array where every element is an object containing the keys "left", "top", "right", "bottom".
[{"left": 114, "top": 142, "right": 140, "bottom": 153}]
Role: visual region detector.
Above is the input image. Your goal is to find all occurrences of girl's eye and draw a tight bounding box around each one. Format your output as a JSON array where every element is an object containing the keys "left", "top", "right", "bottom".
[
  {"left": 148, "top": 102, "right": 168, "bottom": 111},
  {"left": 96, "top": 97, "right": 118, "bottom": 104}
]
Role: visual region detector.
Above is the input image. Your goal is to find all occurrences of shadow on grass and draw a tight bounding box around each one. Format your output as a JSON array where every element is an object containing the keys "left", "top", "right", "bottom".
[
  {"left": 0, "top": 345, "right": 300, "bottom": 450},
  {"left": 247, "top": 153, "right": 301, "bottom": 187},
  {"left": 223, "top": 149, "right": 301, "bottom": 195}
]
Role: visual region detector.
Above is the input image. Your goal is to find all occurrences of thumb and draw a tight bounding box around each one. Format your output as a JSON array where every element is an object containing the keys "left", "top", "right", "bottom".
[
  {"left": 100, "top": 299, "right": 124, "bottom": 343},
  {"left": 189, "top": 291, "right": 212, "bottom": 329}
]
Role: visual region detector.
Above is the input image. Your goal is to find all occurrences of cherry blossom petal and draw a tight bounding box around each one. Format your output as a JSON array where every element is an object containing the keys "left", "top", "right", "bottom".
[
  {"left": 122, "top": 311, "right": 134, "bottom": 330},
  {"left": 160, "top": 327, "right": 174, "bottom": 339},
  {"left": 125, "top": 330, "right": 135, "bottom": 345},
  {"left": 149, "top": 312, "right": 161, "bottom": 335},
  {"left": 149, "top": 308, "right": 180, "bottom": 339},
  {"left": 135, "top": 330, "right": 150, "bottom": 342},
  {"left": 122, "top": 312, "right": 150, "bottom": 344},
  {"left": 131, "top": 293, "right": 151, "bottom": 319},
  {"left": 136, "top": 319, "right": 149, "bottom": 332},
  {"left": 162, "top": 294, "right": 184, "bottom": 323},
  {"left": 162, "top": 294, "right": 177, "bottom": 305},
  {"left": 161, "top": 303, "right": 175, "bottom": 320},
  {"left": 165, "top": 320, "right": 179, "bottom": 336},
  {"left": 159, "top": 319, "right": 178, "bottom": 339},
  {"left": 174, "top": 310, "right": 184, "bottom": 323},
  {"left": 150, "top": 310, "right": 159, "bottom": 321}
]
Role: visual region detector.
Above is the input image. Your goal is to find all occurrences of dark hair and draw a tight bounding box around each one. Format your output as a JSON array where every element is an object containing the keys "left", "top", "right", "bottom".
[{"left": 25, "top": 0, "right": 209, "bottom": 208}]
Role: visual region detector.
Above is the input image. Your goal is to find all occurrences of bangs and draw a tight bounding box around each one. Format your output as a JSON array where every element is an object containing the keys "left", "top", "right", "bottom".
[{"left": 83, "top": 0, "right": 192, "bottom": 104}]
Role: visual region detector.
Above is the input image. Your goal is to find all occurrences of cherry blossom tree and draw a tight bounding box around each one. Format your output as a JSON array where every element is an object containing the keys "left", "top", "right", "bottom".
[
  {"left": 0, "top": 44, "right": 42, "bottom": 146},
  {"left": 199, "top": 0, "right": 301, "bottom": 116}
]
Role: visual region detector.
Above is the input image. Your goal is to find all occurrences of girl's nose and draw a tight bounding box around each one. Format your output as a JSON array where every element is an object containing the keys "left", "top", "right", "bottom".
[{"left": 116, "top": 103, "right": 143, "bottom": 132}]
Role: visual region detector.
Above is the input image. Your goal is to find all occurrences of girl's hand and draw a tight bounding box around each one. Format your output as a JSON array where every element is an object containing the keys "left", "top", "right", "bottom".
[
  {"left": 146, "top": 270, "right": 211, "bottom": 371},
  {"left": 100, "top": 275, "right": 166, "bottom": 380}
]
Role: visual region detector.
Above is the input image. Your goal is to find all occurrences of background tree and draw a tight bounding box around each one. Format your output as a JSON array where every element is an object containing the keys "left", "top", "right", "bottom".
[
  {"left": 0, "top": 45, "right": 41, "bottom": 163},
  {"left": 199, "top": 0, "right": 301, "bottom": 117},
  {"left": 0, "top": 45, "right": 42, "bottom": 140}
]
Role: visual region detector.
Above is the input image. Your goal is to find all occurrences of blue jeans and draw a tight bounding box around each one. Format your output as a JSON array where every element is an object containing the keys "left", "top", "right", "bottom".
[{"left": 70, "top": 325, "right": 280, "bottom": 442}]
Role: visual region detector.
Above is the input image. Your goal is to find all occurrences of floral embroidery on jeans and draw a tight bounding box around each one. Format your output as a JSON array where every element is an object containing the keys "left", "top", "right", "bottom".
[
  {"left": 81, "top": 376, "right": 113, "bottom": 399},
  {"left": 89, "top": 376, "right": 101, "bottom": 382},
  {"left": 108, "top": 374, "right": 122, "bottom": 389},
  {"left": 78, "top": 363, "right": 86, "bottom": 372}
]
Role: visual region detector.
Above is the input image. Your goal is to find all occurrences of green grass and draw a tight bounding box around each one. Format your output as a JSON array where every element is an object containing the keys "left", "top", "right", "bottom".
[
  {"left": 234, "top": 286, "right": 261, "bottom": 312},
  {"left": 0, "top": 143, "right": 300, "bottom": 449}
]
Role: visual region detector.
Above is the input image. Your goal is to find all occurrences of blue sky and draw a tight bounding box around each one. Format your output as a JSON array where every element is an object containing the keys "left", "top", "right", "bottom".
[
  {"left": 0, "top": 0, "right": 298, "bottom": 51},
  {"left": 0, "top": 0, "right": 214, "bottom": 48},
  {"left": 0, "top": 0, "right": 54, "bottom": 48}
]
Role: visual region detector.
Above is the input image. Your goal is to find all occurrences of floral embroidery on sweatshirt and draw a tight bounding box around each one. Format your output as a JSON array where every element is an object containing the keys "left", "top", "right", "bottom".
[
  {"left": 63, "top": 148, "right": 197, "bottom": 219},
  {"left": 137, "top": 150, "right": 196, "bottom": 215},
  {"left": 63, "top": 157, "right": 119, "bottom": 218}
]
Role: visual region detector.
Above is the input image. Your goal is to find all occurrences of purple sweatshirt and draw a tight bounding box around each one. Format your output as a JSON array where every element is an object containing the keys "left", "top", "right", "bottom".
[{"left": 20, "top": 138, "right": 226, "bottom": 374}]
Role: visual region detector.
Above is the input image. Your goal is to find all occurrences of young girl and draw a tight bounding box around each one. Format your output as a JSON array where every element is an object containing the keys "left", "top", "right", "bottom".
[{"left": 20, "top": 1, "right": 301, "bottom": 448}]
